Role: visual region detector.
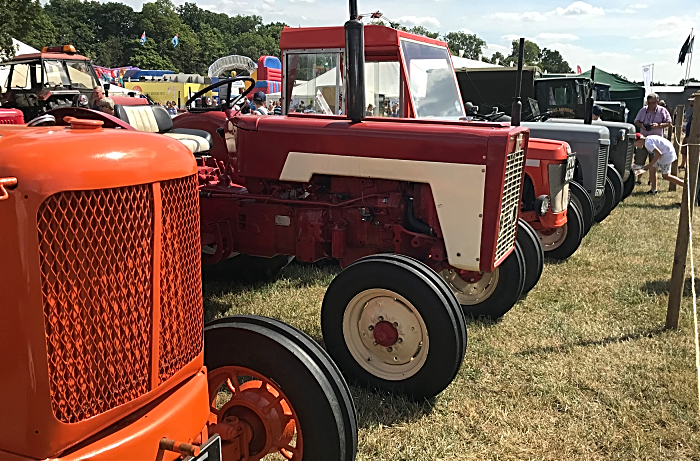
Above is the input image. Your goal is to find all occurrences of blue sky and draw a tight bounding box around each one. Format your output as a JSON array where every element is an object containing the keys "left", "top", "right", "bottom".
[{"left": 120, "top": 0, "right": 699, "bottom": 84}]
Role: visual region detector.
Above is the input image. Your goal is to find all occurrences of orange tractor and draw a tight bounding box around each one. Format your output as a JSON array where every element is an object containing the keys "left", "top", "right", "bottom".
[{"left": 0, "top": 115, "right": 357, "bottom": 460}]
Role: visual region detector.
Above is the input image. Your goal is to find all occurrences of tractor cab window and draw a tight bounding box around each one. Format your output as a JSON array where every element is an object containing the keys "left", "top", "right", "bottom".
[
  {"left": 546, "top": 80, "right": 583, "bottom": 106},
  {"left": 8, "top": 64, "right": 32, "bottom": 89},
  {"left": 285, "top": 52, "right": 342, "bottom": 115},
  {"left": 66, "top": 60, "right": 97, "bottom": 89},
  {"left": 400, "top": 39, "right": 465, "bottom": 119},
  {"left": 43, "top": 60, "right": 71, "bottom": 87},
  {"left": 365, "top": 61, "right": 402, "bottom": 117}
]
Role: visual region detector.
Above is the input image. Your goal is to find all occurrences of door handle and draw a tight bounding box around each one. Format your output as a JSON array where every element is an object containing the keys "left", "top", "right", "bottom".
[{"left": 0, "top": 177, "right": 17, "bottom": 201}]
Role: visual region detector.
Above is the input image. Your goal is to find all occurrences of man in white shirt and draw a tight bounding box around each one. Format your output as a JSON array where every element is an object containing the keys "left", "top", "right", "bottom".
[
  {"left": 252, "top": 92, "right": 269, "bottom": 115},
  {"left": 634, "top": 133, "right": 684, "bottom": 194}
]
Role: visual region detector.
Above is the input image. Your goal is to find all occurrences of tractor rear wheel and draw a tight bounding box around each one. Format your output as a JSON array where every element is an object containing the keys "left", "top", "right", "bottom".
[
  {"left": 622, "top": 170, "right": 635, "bottom": 200},
  {"left": 516, "top": 219, "right": 544, "bottom": 295},
  {"left": 538, "top": 197, "right": 584, "bottom": 260},
  {"left": 593, "top": 177, "right": 617, "bottom": 223},
  {"left": 321, "top": 254, "right": 466, "bottom": 400},
  {"left": 607, "top": 166, "right": 624, "bottom": 208},
  {"left": 439, "top": 244, "right": 526, "bottom": 320},
  {"left": 569, "top": 180, "right": 594, "bottom": 236},
  {"left": 204, "top": 315, "right": 358, "bottom": 461}
]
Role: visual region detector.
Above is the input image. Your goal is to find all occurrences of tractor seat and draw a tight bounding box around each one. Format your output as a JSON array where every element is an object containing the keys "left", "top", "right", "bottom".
[{"left": 114, "top": 104, "right": 213, "bottom": 154}]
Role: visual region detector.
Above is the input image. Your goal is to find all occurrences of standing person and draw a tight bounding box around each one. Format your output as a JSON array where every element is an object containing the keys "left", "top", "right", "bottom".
[
  {"left": 391, "top": 103, "right": 399, "bottom": 117},
  {"left": 366, "top": 104, "right": 374, "bottom": 116},
  {"left": 634, "top": 133, "right": 684, "bottom": 193},
  {"left": 98, "top": 97, "right": 115, "bottom": 116},
  {"left": 592, "top": 104, "right": 603, "bottom": 121},
  {"left": 252, "top": 91, "right": 268, "bottom": 115},
  {"left": 273, "top": 101, "right": 282, "bottom": 115},
  {"left": 92, "top": 86, "right": 105, "bottom": 111},
  {"left": 634, "top": 93, "right": 673, "bottom": 184}
]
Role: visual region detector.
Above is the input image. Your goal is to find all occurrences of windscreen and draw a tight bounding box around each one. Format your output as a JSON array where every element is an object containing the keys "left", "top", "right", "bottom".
[
  {"left": 400, "top": 39, "right": 465, "bottom": 119},
  {"left": 66, "top": 61, "right": 98, "bottom": 89},
  {"left": 44, "top": 60, "right": 71, "bottom": 87}
]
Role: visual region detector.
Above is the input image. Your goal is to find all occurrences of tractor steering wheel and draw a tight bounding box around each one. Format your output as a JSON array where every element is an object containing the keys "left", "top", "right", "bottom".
[{"left": 186, "top": 77, "right": 256, "bottom": 113}]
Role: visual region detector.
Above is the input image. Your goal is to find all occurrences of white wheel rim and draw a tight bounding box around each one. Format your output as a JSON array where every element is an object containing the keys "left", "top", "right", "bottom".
[
  {"left": 538, "top": 224, "right": 568, "bottom": 251},
  {"left": 342, "top": 288, "right": 429, "bottom": 381},
  {"left": 439, "top": 268, "right": 499, "bottom": 305}
]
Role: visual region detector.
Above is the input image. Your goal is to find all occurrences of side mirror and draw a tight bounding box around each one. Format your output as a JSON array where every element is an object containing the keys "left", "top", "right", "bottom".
[{"left": 103, "top": 82, "right": 111, "bottom": 97}]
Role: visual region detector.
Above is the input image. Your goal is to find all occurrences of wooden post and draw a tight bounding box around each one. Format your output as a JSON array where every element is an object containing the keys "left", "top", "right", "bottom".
[
  {"left": 667, "top": 93, "right": 700, "bottom": 329},
  {"left": 669, "top": 105, "right": 685, "bottom": 191}
]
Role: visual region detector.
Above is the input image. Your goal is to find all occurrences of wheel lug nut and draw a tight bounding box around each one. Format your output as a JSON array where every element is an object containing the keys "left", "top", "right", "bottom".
[
  {"left": 393, "top": 322, "right": 398, "bottom": 327},
  {"left": 387, "top": 347, "right": 393, "bottom": 352},
  {"left": 470, "top": 278, "right": 475, "bottom": 282},
  {"left": 378, "top": 316, "right": 384, "bottom": 321},
  {"left": 373, "top": 341, "right": 378, "bottom": 346},
  {"left": 368, "top": 325, "right": 374, "bottom": 331},
  {"left": 398, "top": 338, "right": 403, "bottom": 343}
]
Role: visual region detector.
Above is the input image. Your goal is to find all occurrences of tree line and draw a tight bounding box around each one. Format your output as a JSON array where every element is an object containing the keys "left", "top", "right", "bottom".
[{"left": 1, "top": 0, "right": 574, "bottom": 75}]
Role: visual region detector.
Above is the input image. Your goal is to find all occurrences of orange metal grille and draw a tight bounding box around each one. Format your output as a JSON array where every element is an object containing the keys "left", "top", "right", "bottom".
[
  {"left": 38, "top": 186, "right": 154, "bottom": 423},
  {"left": 158, "top": 176, "right": 203, "bottom": 383}
]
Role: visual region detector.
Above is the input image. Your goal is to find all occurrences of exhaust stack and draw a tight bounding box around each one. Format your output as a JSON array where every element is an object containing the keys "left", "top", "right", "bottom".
[
  {"left": 345, "top": 0, "right": 366, "bottom": 123},
  {"left": 584, "top": 66, "right": 596, "bottom": 125},
  {"left": 511, "top": 38, "right": 525, "bottom": 127}
]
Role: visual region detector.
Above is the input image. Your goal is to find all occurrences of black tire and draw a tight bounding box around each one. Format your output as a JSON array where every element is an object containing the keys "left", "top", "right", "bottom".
[
  {"left": 622, "top": 170, "right": 635, "bottom": 200},
  {"left": 205, "top": 316, "right": 358, "bottom": 461},
  {"left": 593, "top": 177, "right": 617, "bottom": 223},
  {"left": 607, "top": 165, "right": 624, "bottom": 207},
  {"left": 321, "top": 254, "right": 465, "bottom": 399},
  {"left": 569, "top": 180, "right": 594, "bottom": 236},
  {"left": 540, "top": 197, "right": 584, "bottom": 260},
  {"left": 517, "top": 219, "right": 544, "bottom": 295}
]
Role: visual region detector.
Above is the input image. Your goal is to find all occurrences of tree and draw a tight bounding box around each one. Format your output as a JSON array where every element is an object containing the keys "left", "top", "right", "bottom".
[
  {"left": 539, "top": 48, "right": 572, "bottom": 74},
  {"left": 504, "top": 39, "right": 540, "bottom": 67},
  {"left": 128, "top": 38, "right": 177, "bottom": 70},
  {"left": 489, "top": 51, "right": 505, "bottom": 65},
  {"left": 443, "top": 32, "right": 486, "bottom": 59},
  {"left": 406, "top": 26, "right": 439, "bottom": 40},
  {"left": 0, "top": 0, "right": 57, "bottom": 60}
]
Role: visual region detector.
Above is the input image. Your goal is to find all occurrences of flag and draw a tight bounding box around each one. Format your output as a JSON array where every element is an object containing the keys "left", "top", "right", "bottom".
[
  {"left": 139, "top": 31, "right": 146, "bottom": 46},
  {"left": 576, "top": 65, "right": 582, "bottom": 74},
  {"left": 172, "top": 34, "right": 179, "bottom": 47},
  {"left": 678, "top": 33, "right": 694, "bottom": 64},
  {"left": 642, "top": 65, "right": 652, "bottom": 97}
]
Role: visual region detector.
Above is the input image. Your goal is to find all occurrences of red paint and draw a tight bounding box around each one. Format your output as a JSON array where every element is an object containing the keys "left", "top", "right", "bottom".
[{"left": 373, "top": 321, "right": 399, "bottom": 347}]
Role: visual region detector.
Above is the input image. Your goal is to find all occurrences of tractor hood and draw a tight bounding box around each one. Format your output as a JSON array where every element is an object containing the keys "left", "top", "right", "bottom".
[
  {"left": 545, "top": 118, "right": 635, "bottom": 146},
  {"left": 522, "top": 122, "right": 610, "bottom": 149},
  {"left": 527, "top": 138, "right": 571, "bottom": 161}
]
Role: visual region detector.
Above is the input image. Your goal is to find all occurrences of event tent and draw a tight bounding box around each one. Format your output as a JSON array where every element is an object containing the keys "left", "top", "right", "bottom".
[{"left": 580, "top": 68, "right": 645, "bottom": 121}]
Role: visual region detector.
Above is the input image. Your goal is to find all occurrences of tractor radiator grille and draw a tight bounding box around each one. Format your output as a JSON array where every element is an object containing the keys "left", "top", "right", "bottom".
[
  {"left": 595, "top": 143, "right": 608, "bottom": 197},
  {"left": 158, "top": 176, "right": 203, "bottom": 383},
  {"left": 495, "top": 139, "right": 525, "bottom": 262},
  {"left": 625, "top": 137, "right": 635, "bottom": 172},
  {"left": 38, "top": 186, "right": 154, "bottom": 424}
]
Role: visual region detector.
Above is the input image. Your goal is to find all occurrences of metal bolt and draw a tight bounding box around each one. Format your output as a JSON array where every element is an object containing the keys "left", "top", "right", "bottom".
[
  {"left": 393, "top": 322, "right": 398, "bottom": 327},
  {"left": 387, "top": 347, "right": 393, "bottom": 352},
  {"left": 362, "top": 333, "right": 367, "bottom": 337},
  {"left": 382, "top": 197, "right": 388, "bottom": 203},
  {"left": 411, "top": 327, "right": 415, "bottom": 331},
  {"left": 476, "top": 257, "right": 480, "bottom": 261},
  {"left": 368, "top": 325, "right": 374, "bottom": 331},
  {"left": 367, "top": 357, "right": 372, "bottom": 361},
  {"left": 398, "top": 338, "right": 403, "bottom": 343},
  {"left": 373, "top": 341, "right": 378, "bottom": 346},
  {"left": 378, "top": 316, "right": 384, "bottom": 321},
  {"left": 479, "top": 214, "right": 483, "bottom": 218},
  {"left": 470, "top": 278, "right": 475, "bottom": 282},
  {"left": 481, "top": 169, "right": 485, "bottom": 173}
]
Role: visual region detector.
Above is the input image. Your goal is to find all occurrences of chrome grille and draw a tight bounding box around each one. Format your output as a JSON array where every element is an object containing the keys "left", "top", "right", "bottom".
[
  {"left": 548, "top": 163, "right": 570, "bottom": 214},
  {"left": 625, "top": 137, "right": 635, "bottom": 172},
  {"left": 495, "top": 137, "right": 525, "bottom": 262},
  {"left": 595, "top": 143, "right": 608, "bottom": 197}
]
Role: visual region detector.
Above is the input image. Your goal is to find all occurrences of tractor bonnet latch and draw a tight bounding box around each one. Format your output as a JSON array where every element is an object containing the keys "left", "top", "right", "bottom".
[{"left": 0, "top": 177, "right": 18, "bottom": 201}]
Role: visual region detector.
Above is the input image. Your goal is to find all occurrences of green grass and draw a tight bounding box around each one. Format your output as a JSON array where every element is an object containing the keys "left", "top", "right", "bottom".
[{"left": 203, "top": 180, "right": 700, "bottom": 460}]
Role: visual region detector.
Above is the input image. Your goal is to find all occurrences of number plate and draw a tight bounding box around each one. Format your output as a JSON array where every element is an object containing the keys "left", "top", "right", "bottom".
[
  {"left": 193, "top": 435, "right": 222, "bottom": 461},
  {"left": 564, "top": 154, "right": 576, "bottom": 183}
]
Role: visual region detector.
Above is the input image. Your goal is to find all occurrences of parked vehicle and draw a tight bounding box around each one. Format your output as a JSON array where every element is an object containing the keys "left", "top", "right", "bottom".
[{"left": 0, "top": 113, "right": 358, "bottom": 460}]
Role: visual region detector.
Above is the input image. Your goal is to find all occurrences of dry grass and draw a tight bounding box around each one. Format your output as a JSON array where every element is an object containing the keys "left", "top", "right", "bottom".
[{"left": 203, "top": 180, "right": 700, "bottom": 460}]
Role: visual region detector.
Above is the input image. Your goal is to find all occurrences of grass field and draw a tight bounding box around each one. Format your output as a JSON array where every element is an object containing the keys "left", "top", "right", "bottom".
[{"left": 203, "top": 181, "right": 700, "bottom": 460}]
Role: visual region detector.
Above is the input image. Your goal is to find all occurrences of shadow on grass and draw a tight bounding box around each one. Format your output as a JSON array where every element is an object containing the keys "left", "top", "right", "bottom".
[
  {"left": 623, "top": 202, "right": 681, "bottom": 210},
  {"left": 642, "top": 278, "right": 700, "bottom": 297},
  {"left": 350, "top": 385, "right": 436, "bottom": 429},
  {"left": 516, "top": 326, "right": 667, "bottom": 356}
]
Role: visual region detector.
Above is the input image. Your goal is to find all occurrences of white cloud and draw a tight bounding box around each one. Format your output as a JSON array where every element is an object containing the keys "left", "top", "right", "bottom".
[
  {"left": 629, "top": 3, "right": 649, "bottom": 9},
  {"left": 482, "top": 43, "right": 510, "bottom": 58},
  {"left": 536, "top": 32, "right": 579, "bottom": 41},
  {"left": 551, "top": 2, "right": 604, "bottom": 16},
  {"left": 261, "top": 3, "right": 271, "bottom": 10},
  {"left": 263, "top": 0, "right": 274, "bottom": 3},
  {"left": 289, "top": 0, "right": 315, "bottom": 3},
  {"left": 492, "top": 12, "right": 547, "bottom": 22},
  {"left": 460, "top": 28, "right": 474, "bottom": 35},
  {"left": 395, "top": 15, "right": 440, "bottom": 28}
]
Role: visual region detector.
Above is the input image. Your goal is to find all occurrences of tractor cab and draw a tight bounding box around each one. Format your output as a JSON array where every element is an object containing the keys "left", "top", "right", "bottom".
[
  {"left": 279, "top": 25, "right": 465, "bottom": 120},
  {"left": 0, "top": 45, "right": 100, "bottom": 120}
]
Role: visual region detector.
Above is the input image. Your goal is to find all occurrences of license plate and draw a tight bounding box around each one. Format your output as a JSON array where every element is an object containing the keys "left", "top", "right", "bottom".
[
  {"left": 564, "top": 154, "right": 576, "bottom": 183},
  {"left": 193, "top": 435, "right": 222, "bottom": 461}
]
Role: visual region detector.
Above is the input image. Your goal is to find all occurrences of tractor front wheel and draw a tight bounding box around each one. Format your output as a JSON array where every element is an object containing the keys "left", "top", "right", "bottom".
[
  {"left": 622, "top": 170, "right": 635, "bottom": 200},
  {"left": 593, "top": 177, "right": 617, "bottom": 222},
  {"left": 607, "top": 166, "right": 624, "bottom": 208},
  {"left": 538, "top": 198, "right": 584, "bottom": 260},
  {"left": 440, "top": 244, "right": 526, "bottom": 320},
  {"left": 204, "top": 315, "right": 358, "bottom": 461},
  {"left": 516, "top": 218, "right": 544, "bottom": 295},
  {"left": 322, "top": 254, "right": 466, "bottom": 400},
  {"left": 569, "top": 180, "right": 594, "bottom": 236}
]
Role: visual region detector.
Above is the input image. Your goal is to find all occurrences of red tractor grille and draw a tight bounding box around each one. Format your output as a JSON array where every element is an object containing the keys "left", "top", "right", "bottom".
[
  {"left": 158, "top": 176, "right": 203, "bottom": 383},
  {"left": 38, "top": 186, "right": 154, "bottom": 424},
  {"left": 495, "top": 137, "right": 526, "bottom": 262}
]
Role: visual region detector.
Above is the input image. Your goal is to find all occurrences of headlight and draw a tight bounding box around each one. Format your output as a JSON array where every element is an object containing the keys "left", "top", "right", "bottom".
[
  {"left": 535, "top": 195, "right": 551, "bottom": 216},
  {"left": 618, "top": 130, "right": 626, "bottom": 142}
]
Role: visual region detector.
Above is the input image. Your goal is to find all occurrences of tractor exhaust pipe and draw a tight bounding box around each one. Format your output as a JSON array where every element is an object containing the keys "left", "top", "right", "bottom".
[
  {"left": 584, "top": 66, "right": 596, "bottom": 125},
  {"left": 511, "top": 38, "right": 525, "bottom": 127},
  {"left": 345, "top": 0, "right": 365, "bottom": 123}
]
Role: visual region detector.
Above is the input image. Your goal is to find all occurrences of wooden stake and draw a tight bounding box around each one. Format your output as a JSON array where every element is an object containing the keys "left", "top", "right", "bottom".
[
  {"left": 669, "top": 105, "right": 685, "bottom": 192},
  {"left": 667, "top": 93, "right": 700, "bottom": 329}
]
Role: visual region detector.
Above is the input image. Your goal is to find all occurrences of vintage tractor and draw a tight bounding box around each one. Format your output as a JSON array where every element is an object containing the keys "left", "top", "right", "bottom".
[
  {"left": 0, "top": 117, "right": 358, "bottom": 460},
  {"left": 168, "top": 8, "right": 531, "bottom": 397}
]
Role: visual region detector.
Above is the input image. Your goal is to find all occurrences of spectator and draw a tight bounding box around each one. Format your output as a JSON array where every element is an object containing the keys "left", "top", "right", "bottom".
[
  {"left": 92, "top": 86, "right": 105, "bottom": 111},
  {"left": 366, "top": 104, "right": 374, "bottom": 116},
  {"left": 391, "top": 103, "right": 399, "bottom": 117},
  {"left": 634, "top": 93, "right": 672, "bottom": 184},
  {"left": 337, "top": 93, "right": 343, "bottom": 115},
  {"left": 634, "top": 133, "right": 684, "bottom": 193},
  {"left": 592, "top": 104, "right": 603, "bottom": 121},
  {"left": 273, "top": 100, "right": 282, "bottom": 115},
  {"left": 252, "top": 91, "right": 268, "bottom": 115},
  {"left": 166, "top": 101, "right": 177, "bottom": 116},
  {"left": 99, "top": 97, "right": 115, "bottom": 116}
]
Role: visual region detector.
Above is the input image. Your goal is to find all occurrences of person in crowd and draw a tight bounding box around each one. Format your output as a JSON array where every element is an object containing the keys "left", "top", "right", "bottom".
[
  {"left": 252, "top": 91, "right": 268, "bottom": 115},
  {"left": 366, "top": 104, "right": 374, "bottom": 116},
  {"left": 634, "top": 132, "right": 684, "bottom": 194},
  {"left": 167, "top": 101, "right": 177, "bottom": 116},
  {"left": 633, "top": 93, "right": 672, "bottom": 185},
  {"left": 391, "top": 103, "right": 399, "bottom": 117},
  {"left": 337, "top": 94, "right": 343, "bottom": 115},
  {"left": 592, "top": 104, "right": 603, "bottom": 121},
  {"left": 99, "top": 97, "right": 115, "bottom": 116},
  {"left": 273, "top": 100, "right": 282, "bottom": 115},
  {"left": 92, "top": 86, "right": 105, "bottom": 111},
  {"left": 680, "top": 96, "right": 694, "bottom": 170}
]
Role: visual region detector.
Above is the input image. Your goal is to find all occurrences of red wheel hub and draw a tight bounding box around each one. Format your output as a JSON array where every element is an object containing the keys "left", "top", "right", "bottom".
[
  {"left": 459, "top": 270, "right": 483, "bottom": 283},
  {"left": 373, "top": 320, "right": 399, "bottom": 347}
]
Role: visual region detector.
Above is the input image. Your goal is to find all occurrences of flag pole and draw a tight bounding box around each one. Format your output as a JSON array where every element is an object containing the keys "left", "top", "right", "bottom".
[{"left": 685, "top": 29, "right": 694, "bottom": 88}]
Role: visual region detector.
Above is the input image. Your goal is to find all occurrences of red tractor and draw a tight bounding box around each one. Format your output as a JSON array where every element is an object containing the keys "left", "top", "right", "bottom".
[
  {"left": 0, "top": 113, "right": 358, "bottom": 460},
  {"left": 168, "top": 4, "right": 529, "bottom": 399}
]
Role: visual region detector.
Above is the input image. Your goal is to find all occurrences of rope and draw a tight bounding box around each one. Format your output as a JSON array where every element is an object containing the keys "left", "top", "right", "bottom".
[{"left": 686, "top": 164, "right": 700, "bottom": 415}]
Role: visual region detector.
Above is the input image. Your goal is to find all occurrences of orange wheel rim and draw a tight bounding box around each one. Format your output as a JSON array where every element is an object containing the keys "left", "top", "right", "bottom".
[{"left": 207, "top": 366, "right": 303, "bottom": 460}]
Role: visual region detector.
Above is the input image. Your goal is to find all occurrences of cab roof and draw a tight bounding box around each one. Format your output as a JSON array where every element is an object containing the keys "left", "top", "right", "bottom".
[
  {"left": 11, "top": 52, "right": 91, "bottom": 62},
  {"left": 279, "top": 24, "right": 448, "bottom": 53}
]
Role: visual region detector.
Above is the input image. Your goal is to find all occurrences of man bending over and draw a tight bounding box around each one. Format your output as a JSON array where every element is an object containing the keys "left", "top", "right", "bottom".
[{"left": 634, "top": 133, "right": 684, "bottom": 194}]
